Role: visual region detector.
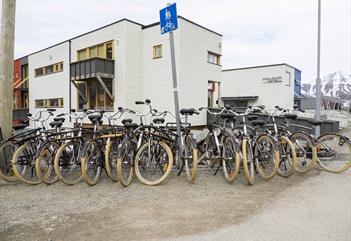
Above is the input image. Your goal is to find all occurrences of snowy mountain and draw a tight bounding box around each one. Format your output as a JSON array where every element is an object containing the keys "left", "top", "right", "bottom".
[{"left": 302, "top": 71, "right": 351, "bottom": 101}]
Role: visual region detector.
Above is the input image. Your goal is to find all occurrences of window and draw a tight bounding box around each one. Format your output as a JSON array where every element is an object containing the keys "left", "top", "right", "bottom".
[
  {"left": 77, "top": 41, "right": 114, "bottom": 61},
  {"left": 45, "top": 65, "right": 53, "bottom": 75},
  {"left": 21, "top": 64, "right": 28, "bottom": 79},
  {"left": 153, "top": 45, "right": 162, "bottom": 59},
  {"left": 35, "top": 98, "right": 64, "bottom": 108},
  {"left": 77, "top": 79, "right": 113, "bottom": 111},
  {"left": 34, "top": 62, "right": 64, "bottom": 77},
  {"left": 23, "top": 93, "right": 28, "bottom": 108},
  {"left": 35, "top": 68, "right": 44, "bottom": 77},
  {"left": 106, "top": 42, "right": 113, "bottom": 59},
  {"left": 208, "top": 81, "right": 215, "bottom": 107},
  {"left": 207, "top": 52, "right": 221, "bottom": 65}
]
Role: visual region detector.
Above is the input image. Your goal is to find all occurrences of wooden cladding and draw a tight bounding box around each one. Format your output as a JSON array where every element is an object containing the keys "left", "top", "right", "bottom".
[{"left": 77, "top": 40, "right": 114, "bottom": 61}]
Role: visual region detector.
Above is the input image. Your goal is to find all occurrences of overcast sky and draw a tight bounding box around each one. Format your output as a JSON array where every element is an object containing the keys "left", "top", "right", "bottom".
[{"left": 1, "top": 0, "right": 350, "bottom": 83}]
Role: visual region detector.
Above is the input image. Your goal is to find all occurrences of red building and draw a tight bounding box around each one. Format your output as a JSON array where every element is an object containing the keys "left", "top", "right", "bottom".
[{"left": 13, "top": 57, "right": 29, "bottom": 125}]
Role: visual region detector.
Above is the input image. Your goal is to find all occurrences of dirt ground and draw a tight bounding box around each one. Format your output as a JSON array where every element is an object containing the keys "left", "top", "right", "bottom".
[
  {"left": 1, "top": 167, "right": 350, "bottom": 241},
  {"left": 1, "top": 128, "right": 351, "bottom": 241}
]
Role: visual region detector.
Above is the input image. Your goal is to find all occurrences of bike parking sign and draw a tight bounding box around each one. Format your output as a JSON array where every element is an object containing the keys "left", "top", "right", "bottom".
[{"left": 160, "top": 3, "right": 178, "bottom": 34}]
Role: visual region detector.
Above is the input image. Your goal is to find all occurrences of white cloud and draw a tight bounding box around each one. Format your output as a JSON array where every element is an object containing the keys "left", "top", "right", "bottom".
[{"left": 1, "top": 0, "right": 350, "bottom": 82}]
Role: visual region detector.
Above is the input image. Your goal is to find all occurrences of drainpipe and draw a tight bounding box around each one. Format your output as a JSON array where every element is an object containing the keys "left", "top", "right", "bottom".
[{"left": 69, "top": 40, "right": 72, "bottom": 122}]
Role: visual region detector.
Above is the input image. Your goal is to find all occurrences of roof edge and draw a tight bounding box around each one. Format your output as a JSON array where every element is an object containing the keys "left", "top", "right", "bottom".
[
  {"left": 223, "top": 63, "right": 301, "bottom": 72},
  {"left": 16, "top": 18, "right": 144, "bottom": 60}
]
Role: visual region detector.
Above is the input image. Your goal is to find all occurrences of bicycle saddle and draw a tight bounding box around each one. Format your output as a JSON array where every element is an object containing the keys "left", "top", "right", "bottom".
[
  {"left": 49, "top": 121, "right": 63, "bottom": 128},
  {"left": 220, "top": 113, "right": 236, "bottom": 122},
  {"left": 180, "top": 108, "right": 195, "bottom": 115},
  {"left": 54, "top": 117, "right": 65, "bottom": 122},
  {"left": 251, "top": 119, "right": 265, "bottom": 126},
  {"left": 308, "top": 120, "right": 323, "bottom": 126},
  {"left": 247, "top": 115, "right": 258, "bottom": 121},
  {"left": 153, "top": 118, "right": 165, "bottom": 124},
  {"left": 88, "top": 113, "right": 102, "bottom": 121},
  {"left": 284, "top": 114, "right": 297, "bottom": 119},
  {"left": 122, "top": 119, "right": 133, "bottom": 125},
  {"left": 124, "top": 123, "right": 138, "bottom": 129}
]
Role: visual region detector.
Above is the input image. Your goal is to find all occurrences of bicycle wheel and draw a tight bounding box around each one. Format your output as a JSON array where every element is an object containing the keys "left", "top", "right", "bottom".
[
  {"left": 12, "top": 141, "right": 42, "bottom": 185},
  {"left": 242, "top": 138, "right": 255, "bottom": 185},
  {"left": 290, "top": 132, "right": 317, "bottom": 174},
  {"left": 54, "top": 139, "right": 83, "bottom": 185},
  {"left": 0, "top": 141, "right": 18, "bottom": 182},
  {"left": 134, "top": 140, "right": 173, "bottom": 186},
  {"left": 105, "top": 138, "right": 120, "bottom": 182},
  {"left": 35, "top": 140, "right": 60, "bottom": 184},
  {"left": 277, "top": 136, "right": 297, "bottom": 177},
  {"left": 222, "top": 136, "right": 240, "bottom": 183},
  {"left": 254, "top": 135, "right": 280, "bottom": 180},
  {"left": 316, "top": 133, "right": 351, "bottom": 173},
  {"left": 81, "top": 140, "right": 102, "bottom": 186},
  {"left": 117, "top": 139, "right": 134, "bottom": 187},
  {"left": 203, "top": 133, "right": 219, "bottom": 168},
  {"left": 184, "top": 135, "right": 198, "bottom": 183}
]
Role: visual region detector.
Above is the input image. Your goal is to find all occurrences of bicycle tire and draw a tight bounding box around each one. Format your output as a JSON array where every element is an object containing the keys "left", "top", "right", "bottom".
[
  {"left": 316, "top": 133, "right": 351, "bottom": 173},
  {"left": 134, "top": 140, "right": 173, "bottom": 186},
  {"left": 0, "top": 141, "right": 18, "bottom": 182},
  {"left": 242, "top": 138, "right": 255, "bottom": 185},
  {"left": 35, "top": 140, "right": 59, "bottom": 184},
  {"left": 81, "top": 140, "right": 103, "bottom": 186},
  {"left": 290, "top": 132, "right": 317, "bottom": 174},
  {"left": 255, "top": 134, "right": 280, "bottom": 180},
  {"left": 184, "top": 135, "right": 198, "bottom": 183},
  {"left": 117, "top": 139, "right": 134, "bottom": 187},
  {"left": 12, "top": 142, "right": 42, "bottom": 185},
  {"left": 105, "top": 138, "right": 119, "bottom": 182},
  {"left": 277, "top": 136, "right": 297, "bottom": 177},
  {"left": 222, "top": 136, "right": 240, "bottom": 183},
  {"left": 54, "top": 140, "right": 83, "bottom": 185}
]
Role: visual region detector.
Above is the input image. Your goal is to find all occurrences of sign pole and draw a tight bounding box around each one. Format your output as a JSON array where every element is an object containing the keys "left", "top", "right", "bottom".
[
  {"left": 315, "top": 0, "right": 321, "bottom": 137},
  {"left": 160, "top": 3, "right": 182, "bottom": 158},
  {"left": 169, "top": 30, "right": 182, "bottom": 146}
]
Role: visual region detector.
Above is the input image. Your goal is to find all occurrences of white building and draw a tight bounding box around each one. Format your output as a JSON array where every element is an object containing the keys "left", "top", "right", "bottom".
[
  {"left": 26, "top": 17, "right": 222, "bottom": 126},
  {"left": 221, "top": 64, "right": 302, "bottom": 111}
]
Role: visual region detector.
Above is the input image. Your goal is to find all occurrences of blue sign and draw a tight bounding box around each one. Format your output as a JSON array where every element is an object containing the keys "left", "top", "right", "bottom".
[{"left": 159, "top": 3, "right": 178, "bottom": 34}]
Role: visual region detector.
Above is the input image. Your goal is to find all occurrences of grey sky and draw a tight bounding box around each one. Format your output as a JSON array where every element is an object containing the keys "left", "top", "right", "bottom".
[{"left": 1, "top": 0, "right": 350, "bottom": 83}]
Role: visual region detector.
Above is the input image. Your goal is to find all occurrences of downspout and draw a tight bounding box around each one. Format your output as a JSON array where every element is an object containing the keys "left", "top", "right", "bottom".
[{"left": 69, "top": 40, "right": 72, "bottom": 121}]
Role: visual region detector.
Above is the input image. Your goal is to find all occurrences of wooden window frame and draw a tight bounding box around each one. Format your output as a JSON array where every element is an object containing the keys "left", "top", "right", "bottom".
[
  {"left": 153, "top": 45, "right": 162, "bottom": 59},
  {"left": 77, "top": 79, "right": 113, "bottom": 112},
  {"left": 207, "top": 51, "right": 221, "bottom": 66},
  {"left": 35, "top": 98, "right": 64, "bottom": 108},
  {"left": 34, "top": 62, "right": 64, "bottom": 77}
]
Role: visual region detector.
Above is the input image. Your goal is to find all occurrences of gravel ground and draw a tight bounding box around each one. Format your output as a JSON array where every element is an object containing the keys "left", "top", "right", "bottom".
[
  {"left": 1, "top": 128, "right": 350, "bottom": 241},
  {"left": 0, "top": 168, "right": 350, "bottom": 241}
]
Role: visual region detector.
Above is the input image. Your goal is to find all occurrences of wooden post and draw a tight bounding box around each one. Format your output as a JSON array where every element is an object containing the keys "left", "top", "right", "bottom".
[{"left": 0, "top": 0, "right": 16, "bottom": 140}]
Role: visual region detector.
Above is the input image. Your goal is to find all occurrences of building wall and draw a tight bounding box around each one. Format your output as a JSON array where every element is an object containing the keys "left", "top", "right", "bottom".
[
  {"left": 25, "top": 18, "right": 222, "bottom": 126},
  {"left": 142, "top": 18, "right": 222, "bottom": 125},
  {"left": 28, "top": 42, "right": 70, "bottom": 127},
  {"left": 221, "top": 65, "right": 296, "bottom": 110},
  {"left": 178, "top": 18, "right": 222, "bottom": 125}
]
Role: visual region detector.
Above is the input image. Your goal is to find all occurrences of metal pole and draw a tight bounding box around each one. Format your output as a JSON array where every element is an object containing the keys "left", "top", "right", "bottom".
[
  {"left": 315, "top": 0, "right": 321, "bottom": 137},
  {"left": 0, "top": 0, "right": 16, "bottom": 140},
  {"left": 169, "top": 31, "right": 182, "bottom": 145}
]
